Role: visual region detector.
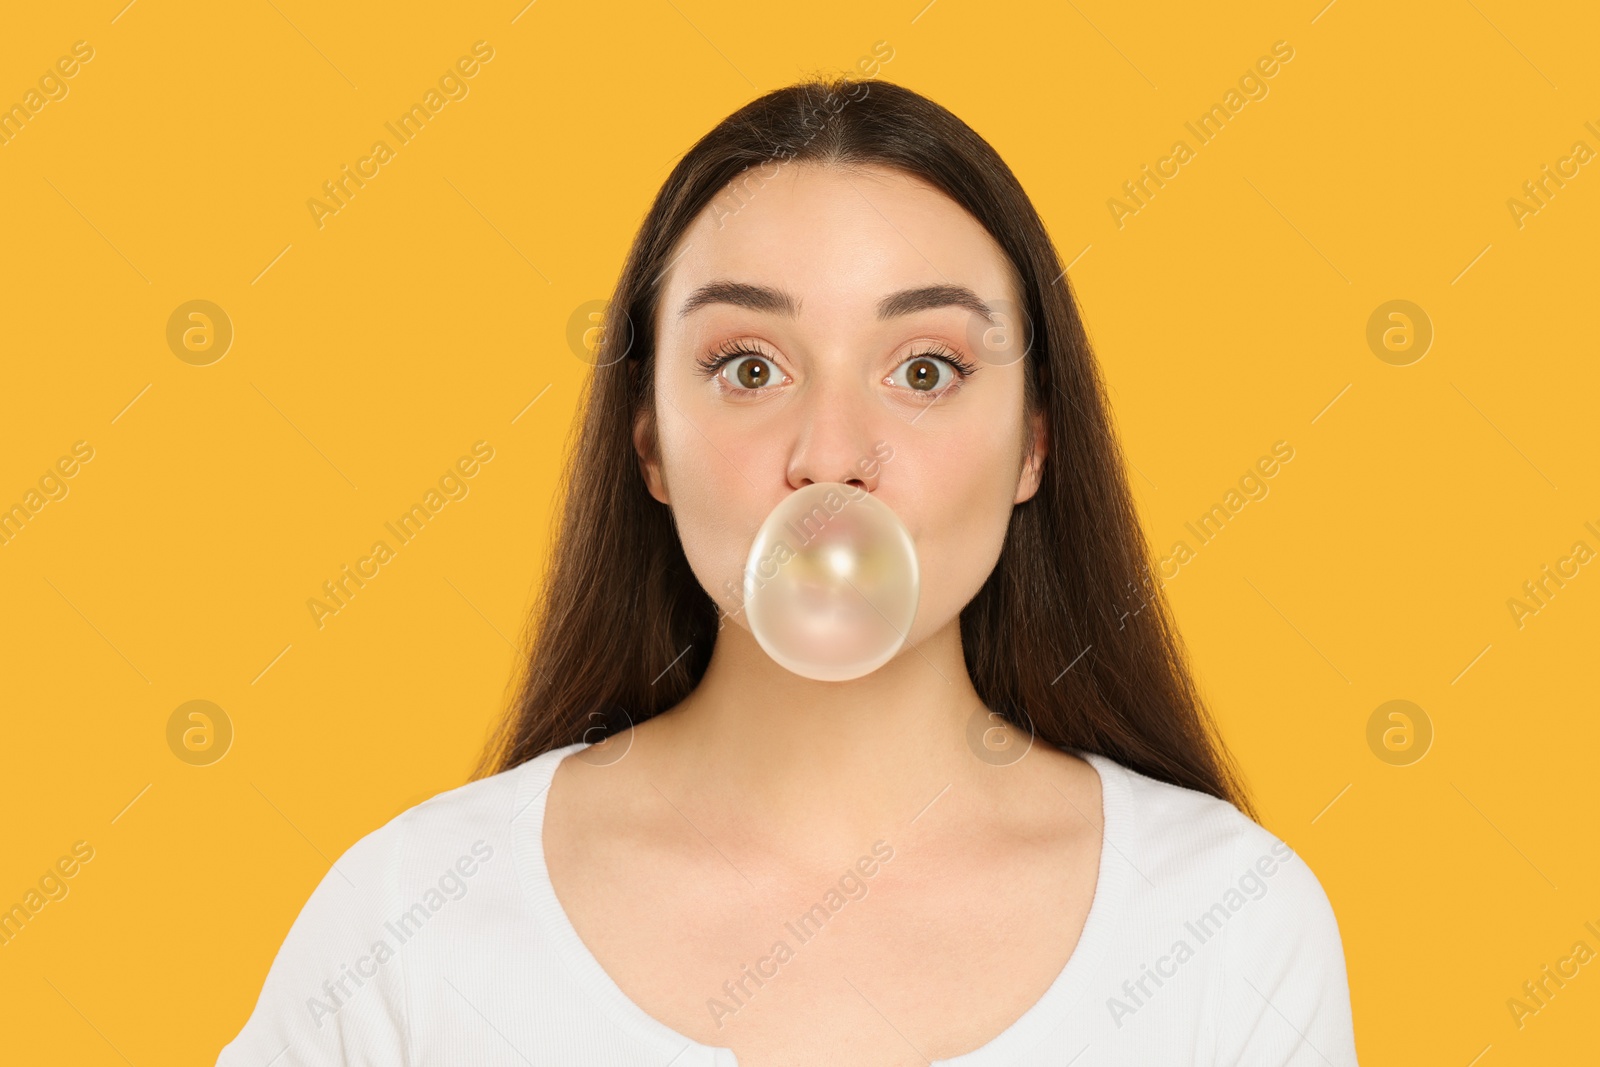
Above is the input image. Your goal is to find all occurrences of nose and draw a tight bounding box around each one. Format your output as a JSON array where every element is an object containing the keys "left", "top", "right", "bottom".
[{"left": 784, "top": 376, "right": 885, "bottom": 493}]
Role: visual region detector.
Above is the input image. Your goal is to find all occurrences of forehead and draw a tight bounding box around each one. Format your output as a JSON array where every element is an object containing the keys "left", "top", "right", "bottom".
[{"left": 658, "top": 162, "right": 1017, "bottom": 327}]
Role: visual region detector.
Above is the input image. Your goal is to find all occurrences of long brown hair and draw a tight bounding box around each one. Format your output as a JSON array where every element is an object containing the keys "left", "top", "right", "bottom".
[{"left": 471, "top": 76, "right": 1257, "bottom": 821}]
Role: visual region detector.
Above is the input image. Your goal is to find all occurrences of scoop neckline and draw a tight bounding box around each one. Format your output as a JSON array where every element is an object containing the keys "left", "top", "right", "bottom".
[{"left": 512, "top": 740, "right": 1133, "bottom": 1067}]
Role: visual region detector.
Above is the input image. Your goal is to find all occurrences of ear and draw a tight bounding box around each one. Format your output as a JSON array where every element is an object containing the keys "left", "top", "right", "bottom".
[
  {"left": 1013, "top": 407, "right": 1048, "bottom": 505},
  {"left": 633, "top": 403, "right": 670, "bottom": 505}
]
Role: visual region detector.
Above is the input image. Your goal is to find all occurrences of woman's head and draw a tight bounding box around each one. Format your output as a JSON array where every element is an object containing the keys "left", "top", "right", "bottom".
[
  {"left": 476, "top": 76, "right": 1254, "bottom": 820},
  {"left": 640, "top": 159, "right": 1047, "bottom": 652}
]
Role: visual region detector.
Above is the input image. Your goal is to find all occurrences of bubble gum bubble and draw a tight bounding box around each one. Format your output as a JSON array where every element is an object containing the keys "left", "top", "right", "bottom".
[{"left": 743, "top": 482, "right": 919, "bottom": 681}]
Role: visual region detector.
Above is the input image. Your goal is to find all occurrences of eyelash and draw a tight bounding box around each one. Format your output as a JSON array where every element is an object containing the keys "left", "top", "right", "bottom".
[{"left": 693, "top": 340, "right": 980, "bottom": 399}]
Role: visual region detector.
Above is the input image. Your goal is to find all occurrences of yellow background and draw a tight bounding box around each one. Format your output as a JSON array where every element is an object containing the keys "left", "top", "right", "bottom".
[{"left": 2, "top": 0, "right": 1596, "bottom": 1062}]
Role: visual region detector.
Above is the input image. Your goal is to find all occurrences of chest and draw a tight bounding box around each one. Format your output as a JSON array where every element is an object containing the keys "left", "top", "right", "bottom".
[{"left": 547, "top": 832, "right": 1099, "bottom": 1067}]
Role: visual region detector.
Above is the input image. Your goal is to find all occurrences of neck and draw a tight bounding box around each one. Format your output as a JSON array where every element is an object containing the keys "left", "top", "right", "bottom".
[{"left": 644, "top": 616, "right": 1014, "bottom": 863}]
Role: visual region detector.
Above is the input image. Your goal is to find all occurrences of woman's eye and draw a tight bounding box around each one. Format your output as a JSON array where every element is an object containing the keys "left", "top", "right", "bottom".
[
  {"left": 888, "top": 354, "right": 960, "bottom": 394},
  {"left": 722, "top": 355, "right": 778, "bottom": 390}
]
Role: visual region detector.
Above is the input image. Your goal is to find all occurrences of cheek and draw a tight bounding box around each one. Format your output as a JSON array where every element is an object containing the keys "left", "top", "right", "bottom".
[
  {"left": 902, "top": 432, "right": 1021, "bottom": 631},
  {"left": 921, "top": 468, "right": 1014, "bottom": 579},
  {"left": 658, "top": 420, "right": 767, "bottom": 620}
]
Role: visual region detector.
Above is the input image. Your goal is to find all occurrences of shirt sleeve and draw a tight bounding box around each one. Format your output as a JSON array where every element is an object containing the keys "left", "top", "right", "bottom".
[
  {"left": 1211, "top": 824, "right": 1360, "bottom": 1066},
  {"left": 216, "top": 816, "right": 411, "bottom": 1067}
]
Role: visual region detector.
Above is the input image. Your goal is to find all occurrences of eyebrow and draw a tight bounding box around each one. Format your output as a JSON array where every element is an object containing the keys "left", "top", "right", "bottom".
[{"left": 677, "top": 281, "right": 994, "bottom": 322}]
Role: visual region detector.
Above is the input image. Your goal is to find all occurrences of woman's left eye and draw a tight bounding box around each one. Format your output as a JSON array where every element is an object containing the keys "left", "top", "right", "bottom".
[{"left": 887, "top": 349, "right": 978, "bottom": 396}]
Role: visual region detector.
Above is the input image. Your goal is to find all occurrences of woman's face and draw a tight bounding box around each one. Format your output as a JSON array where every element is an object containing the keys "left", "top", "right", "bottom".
[{"left": 637, "top": 162, "right": 1047, "bottom": 649}]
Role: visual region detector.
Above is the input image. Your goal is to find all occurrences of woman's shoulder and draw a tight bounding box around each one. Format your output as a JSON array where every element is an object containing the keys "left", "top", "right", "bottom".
[
  {"left": 355, "top": 745, "right": 592, "bottom": 880},
  {"left": 1084, "top": 749, "right": 1358, "bottom": 1059},
  {"left": 1083, "top": 749, "right": 1348, "bottom": 961},
  {"left": 390, "top": 753, "right": 541, "bottom": 840},
  {"left": 282, "top": 748, "right": 566, "bottom": 923},
  {"left": 215, "top": 753, "right": 565, "bottom": 1064}
]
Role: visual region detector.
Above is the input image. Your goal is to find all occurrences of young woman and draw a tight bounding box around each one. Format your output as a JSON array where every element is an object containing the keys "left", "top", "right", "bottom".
[{"left": 219, "top": 77, "right": 1358, "bottom": 1066}]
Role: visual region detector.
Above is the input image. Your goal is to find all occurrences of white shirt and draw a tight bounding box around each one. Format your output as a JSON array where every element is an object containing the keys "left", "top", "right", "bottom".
[{"left": 216, "top": 741, "right": 1359, "bottom": 1065}]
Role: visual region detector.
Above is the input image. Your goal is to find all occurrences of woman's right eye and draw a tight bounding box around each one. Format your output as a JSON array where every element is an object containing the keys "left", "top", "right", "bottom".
[
  {"left": 724, "top": 355, "right": 777, "bottom": 389},
  {"left": 696, "top": 350, "right": 782, "bottom": 392}
]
